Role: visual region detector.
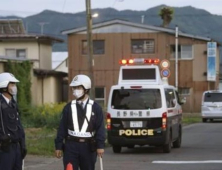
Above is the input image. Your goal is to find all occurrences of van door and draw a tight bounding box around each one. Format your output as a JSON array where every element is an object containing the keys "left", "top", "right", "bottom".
[{"left": 164, "top": 88, "right": 181, "bottom": 140}]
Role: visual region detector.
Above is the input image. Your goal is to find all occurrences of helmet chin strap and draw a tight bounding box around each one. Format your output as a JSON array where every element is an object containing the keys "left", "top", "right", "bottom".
[{"left": 2, "top": 88, "right": 13, "bottom": 98}]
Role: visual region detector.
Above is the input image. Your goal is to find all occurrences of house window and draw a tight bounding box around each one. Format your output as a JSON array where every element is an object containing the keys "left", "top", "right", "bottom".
[
  {"left": 178, "top": 87, "right": 190, "bottom": 95},
  {"left": 5, "top": 49, "right": 26, "bottom": 58},
  {"left": 131, "top": 39, "right": 155, "bottom": 54},
  {"left": 95, "top": 87, "right": 105, "bottom": 107},
  {"left": 170, "top": 45, "right": 193, "bottom": 59},
  {"left": 82, "top": 40, "right": 105, "bottom": 55}
]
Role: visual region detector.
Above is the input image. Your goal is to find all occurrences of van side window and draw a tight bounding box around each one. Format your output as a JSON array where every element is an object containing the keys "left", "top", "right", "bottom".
[{"left": 165, "top": 89, "right": 176, "bottom": 108}]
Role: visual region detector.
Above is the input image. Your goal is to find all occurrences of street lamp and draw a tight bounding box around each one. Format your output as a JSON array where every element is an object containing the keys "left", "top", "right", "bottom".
[{"left": 92, "top": 13, "right": 99, "bottom": 18}]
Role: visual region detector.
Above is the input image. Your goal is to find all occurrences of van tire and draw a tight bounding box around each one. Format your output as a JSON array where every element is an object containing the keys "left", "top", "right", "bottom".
[
  {"left": 173, "top": 127, "right": 182, "bottom": 148},
  {"left": 113, "top": 146, "right": 121, "bottom": 153},
  {"left": 163, "top": 132, "right": 172, "bottom": 153},
  {"left": 202, "top": 118, "right": 207, "bottom": 123}
]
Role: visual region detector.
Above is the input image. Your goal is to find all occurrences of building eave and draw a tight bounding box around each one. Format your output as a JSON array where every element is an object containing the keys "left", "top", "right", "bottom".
[
  {"left": 0, "top": 34, "right": 64, "bottom": 43},
  {"left": 0, "top": 56, "right": 35, "bottom": 62},
  {"left": 34, "top": 69, "right": 68, "bottom": 76},
  {"left": 61, "top": 19, "right": 213, "bottom": 42}
]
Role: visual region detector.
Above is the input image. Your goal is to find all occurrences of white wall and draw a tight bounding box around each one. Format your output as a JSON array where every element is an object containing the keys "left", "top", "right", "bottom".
[{"left": 0, "top": 41, "right": 52, "bottom": 70}]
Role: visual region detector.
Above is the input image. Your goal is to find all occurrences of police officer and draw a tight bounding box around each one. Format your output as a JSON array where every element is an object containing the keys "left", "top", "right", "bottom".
[
  {"left": 55, "top": 74, "right": 105, "bottom": 170},
  {"left": 0, "top": 72, "right": 27, "bottom": 170}
]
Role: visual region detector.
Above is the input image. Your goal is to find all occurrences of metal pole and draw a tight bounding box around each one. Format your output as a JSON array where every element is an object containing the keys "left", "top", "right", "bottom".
[
  {"left": 141, "top": 15, "right": 145, "bottom": 24},
  {"left": 85, "top": 0, "right": 95, "bottom": 99},
  {"left": 99, "top": 157, "right": 103, "bottom": 170},
  {"left": 38, "top": 22, "right": 49, "bottom": 35},
  {"left": 175, "top": 26, "right": 179, "bottom": 90}
]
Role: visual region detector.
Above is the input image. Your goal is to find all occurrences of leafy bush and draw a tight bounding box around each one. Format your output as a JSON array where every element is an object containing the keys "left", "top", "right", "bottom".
[
  {"left": 22, "top": 103, "right": 66, "bottom": 128},
  {"left": 5, "top": 60, "right": 32, "bottom": 111}
]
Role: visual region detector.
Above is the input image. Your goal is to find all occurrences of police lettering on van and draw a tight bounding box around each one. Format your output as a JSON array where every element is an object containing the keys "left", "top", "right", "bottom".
[{"left": 106, "top": 58, "right": 185, "bottom": 153}]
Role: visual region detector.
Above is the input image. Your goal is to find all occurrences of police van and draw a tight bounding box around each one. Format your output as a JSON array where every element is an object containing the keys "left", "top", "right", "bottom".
[{"left": 106, "top": 58, "right": 184, "bottom": 153}]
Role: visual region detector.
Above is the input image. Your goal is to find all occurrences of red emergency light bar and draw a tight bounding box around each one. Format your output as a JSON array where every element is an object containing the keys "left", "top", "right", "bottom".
[{"left": 119, "top": 58, "right": 160, "bottom": 65}]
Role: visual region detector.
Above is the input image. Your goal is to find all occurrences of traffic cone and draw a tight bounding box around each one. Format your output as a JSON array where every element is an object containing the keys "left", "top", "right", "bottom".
[{"left": 66, "top": 163, "right": 73, "bottom": 170}]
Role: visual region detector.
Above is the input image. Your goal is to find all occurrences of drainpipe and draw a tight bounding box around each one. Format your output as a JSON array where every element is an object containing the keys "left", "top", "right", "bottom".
[{"left": 42, "top": 76, "right": 44, "bottom": 104}]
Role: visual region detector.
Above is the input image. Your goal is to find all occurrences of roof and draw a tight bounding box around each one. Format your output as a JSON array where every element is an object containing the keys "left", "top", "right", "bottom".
[
  {"left": 62, "top": 19, "right": 211, "bottom": 42},
  {"left": 0, "top": 56, "right": 34, "bottom": 62},
  {"left": 0, "top": 34, "right": 64, "bottom": 43},
  {"left": 52, "top": 52, "right": 68, "bottom": 70},
  {"left": 34, "top": 69, "right": 67, "bottom": 77},
  {"left": 0, "top": 19, "right": 25, "bottom": 35}
]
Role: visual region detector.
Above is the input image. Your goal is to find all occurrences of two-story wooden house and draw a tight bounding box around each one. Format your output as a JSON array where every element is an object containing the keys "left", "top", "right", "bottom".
[
  {"left": 0, "top": 19, "right": 67, "bottom": 105},
  {"left": 62, "top": 19, "right": 220, "bottom": 112}
]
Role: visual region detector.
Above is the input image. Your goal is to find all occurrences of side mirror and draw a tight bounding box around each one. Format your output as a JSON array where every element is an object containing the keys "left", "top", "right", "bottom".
[{"left": 180, "top": 97, "right": 186, "bottom": 104}]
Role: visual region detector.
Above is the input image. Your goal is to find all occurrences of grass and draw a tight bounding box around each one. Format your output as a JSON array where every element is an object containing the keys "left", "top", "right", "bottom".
[
  {"left": 182, "top": 112, "right": 201, "bottom": 125},
  {"left": 25, "top": 128, "right": 56, "bottom": 156},
  {"left": 25, "top": 113, "right": 202, "bottom": 156}
]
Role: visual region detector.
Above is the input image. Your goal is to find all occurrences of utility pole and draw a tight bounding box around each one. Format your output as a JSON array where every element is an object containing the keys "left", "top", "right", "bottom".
[
  {"left": 175, "top": 25, "right": 179, "bottom": 90},
  {"left": 141, "top": 15, "right": 145, "bottom": 24},
  {"left": 85, "top": 0, "right": 95, "bottom": 99},
  {"left": 38, "top": 22, "right": 49, "bottom": 35}
]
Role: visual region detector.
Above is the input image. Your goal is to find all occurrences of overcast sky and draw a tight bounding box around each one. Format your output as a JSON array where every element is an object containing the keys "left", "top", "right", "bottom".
[{"left": 0, "top": 0, "right": 222, "bottom": 17}]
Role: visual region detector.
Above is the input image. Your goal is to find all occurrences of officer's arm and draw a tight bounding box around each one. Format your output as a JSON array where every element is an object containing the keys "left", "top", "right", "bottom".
[
  {"left": 55, "top": 105, "right": 69, "bottom": 150},
  {"left": 18, "top": 114, "right": 26, "bottom": 148},
  {"left": 14, "top": 101, "right": 26, "bottom": 148},
  {"left": 94, "top": 104, "right": 106, "bottom": 149}
]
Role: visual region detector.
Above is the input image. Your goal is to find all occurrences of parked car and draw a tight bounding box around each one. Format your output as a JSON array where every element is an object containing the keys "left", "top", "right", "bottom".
[{"left": 201, "top": 90, "right": 222, "bottom": 122}]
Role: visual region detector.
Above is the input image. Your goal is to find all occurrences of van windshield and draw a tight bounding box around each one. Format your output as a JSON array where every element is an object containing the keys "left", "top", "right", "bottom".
[
  {"left": 204, "top": 93, "right": 222, "bottom": 102},
  {"left": 111, "top": 89, "right": 162, "bottom": 110}
]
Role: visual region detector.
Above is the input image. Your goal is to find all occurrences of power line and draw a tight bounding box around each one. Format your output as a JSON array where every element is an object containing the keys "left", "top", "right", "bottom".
[{"left": 62, "top": 0, "right": 67, "bottom": 13}]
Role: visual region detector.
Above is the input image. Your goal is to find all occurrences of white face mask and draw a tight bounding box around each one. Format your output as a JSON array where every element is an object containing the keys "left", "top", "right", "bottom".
[
  {"left": 10, "top": 86, "right": 17, "bottom": 96},
  {"left": 73, "top": 89, "right": 84, "bottom": 99}
]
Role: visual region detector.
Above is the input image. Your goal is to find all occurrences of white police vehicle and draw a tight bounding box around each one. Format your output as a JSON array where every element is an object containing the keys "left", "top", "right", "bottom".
[{"left": 106, "top": 58, "right": 184, "bottom": 153}]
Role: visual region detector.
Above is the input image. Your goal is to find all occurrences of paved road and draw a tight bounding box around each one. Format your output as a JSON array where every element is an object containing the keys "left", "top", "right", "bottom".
[{"left": 24, "top": 122, "right": 222, "bottom": 170}]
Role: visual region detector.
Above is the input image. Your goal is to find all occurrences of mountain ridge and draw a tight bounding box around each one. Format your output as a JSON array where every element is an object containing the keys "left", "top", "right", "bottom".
[{"left": 1, "top": 5, "right": 222, "bottom": 52}]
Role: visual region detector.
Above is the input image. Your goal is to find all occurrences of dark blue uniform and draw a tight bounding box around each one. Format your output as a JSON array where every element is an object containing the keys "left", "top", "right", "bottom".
[
  {"left": 55, "top": 100, "right": 106, "bottom": 170},
  {"left": 0, "top": 94, "right": 26, "bottom": 170}
]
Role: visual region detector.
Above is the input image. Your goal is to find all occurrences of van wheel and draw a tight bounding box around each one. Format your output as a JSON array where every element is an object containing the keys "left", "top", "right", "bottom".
[
  {"left": 112, "top": 146, "right": 121, "bottom": 153},
  {"left": 202, "top": 118, "right": 207, "bottom": 123},
  {"left": 163, "top": 132, "right": 172, "bottom": 153},
  {"left": 173, "top": 128, "right": 182, "bottom": 148}
]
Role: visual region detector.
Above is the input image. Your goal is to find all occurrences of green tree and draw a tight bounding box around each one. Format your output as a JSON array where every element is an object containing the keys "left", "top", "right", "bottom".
[
  {"left": 5, "top": 60, "right": 32, "bottom": 113},
  {"left": 159, "top": 7, "right": 174, "bottom": 27}
]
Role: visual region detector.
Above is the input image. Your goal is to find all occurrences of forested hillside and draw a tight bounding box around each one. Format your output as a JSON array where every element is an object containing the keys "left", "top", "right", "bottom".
[{"left": 1, "top": 5, "right": 222, "bottom": 52}]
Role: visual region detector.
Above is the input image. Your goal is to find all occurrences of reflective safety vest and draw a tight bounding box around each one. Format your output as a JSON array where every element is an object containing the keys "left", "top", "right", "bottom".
[{"left": 68, "top": 99, "right": 94, "bottom": 138}]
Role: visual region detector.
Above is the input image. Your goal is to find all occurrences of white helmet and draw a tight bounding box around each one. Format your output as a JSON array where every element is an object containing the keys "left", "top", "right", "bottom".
[
  {"left": 0, "top": 72, "right": 19, "bottom": 88},
  {"left": 69, "top": 74, "right": 91, "bottom": 89}
]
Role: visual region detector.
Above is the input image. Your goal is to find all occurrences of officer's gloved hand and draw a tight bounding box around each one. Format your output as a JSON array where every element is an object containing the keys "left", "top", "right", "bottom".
[
  {"left": 22, "top": 148, "right": 27, "bottom": 159},
  {"left": 1, "top": 134, "right": 11, "bottom": 152}
]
